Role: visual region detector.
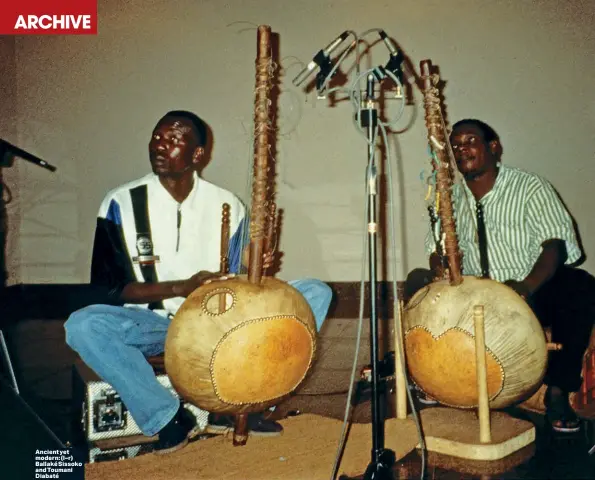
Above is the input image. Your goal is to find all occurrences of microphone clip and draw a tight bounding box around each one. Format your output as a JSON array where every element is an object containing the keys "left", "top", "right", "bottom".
[
  {"left": 370, "top": 66, "right": 388, "bottom": 82},
  {"left": 313, "top": 50, "right": 336, "bottom": 93},
  {"left": 384, "top": 51, "right": 405, "bottom": 84}
]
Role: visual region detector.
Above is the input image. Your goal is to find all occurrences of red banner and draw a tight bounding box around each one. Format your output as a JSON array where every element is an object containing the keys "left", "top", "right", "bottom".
[{"left": 0, "top": 0, "right": 97, "bottom": 35}]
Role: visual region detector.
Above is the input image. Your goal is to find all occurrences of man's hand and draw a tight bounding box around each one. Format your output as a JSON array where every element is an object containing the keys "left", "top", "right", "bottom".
[
  {"left": 242, "top": 245, "right": 277, "bottom": 272},
  {"left": 503, "top": 280, "right": 531, "bottom": 300},
  {"left": 174, "top": 271, "right": 235, "bottom": 297},
  {"left": 429, "top": 252, "right": 447, "bottom": 280},
  {"left": 263, "top": 251, "right": 275, "bottom": 270},
  {"left": 508, "top": 239, "right": 565, "bottom": 301}
]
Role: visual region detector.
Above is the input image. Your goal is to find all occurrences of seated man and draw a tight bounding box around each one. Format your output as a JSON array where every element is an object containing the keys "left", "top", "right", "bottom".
[
  {"left": 65, "top": 110, "right": 332, "bottom": 454},
  {"left": 407, "top": 118, "right": 594, "bottom": 432}
]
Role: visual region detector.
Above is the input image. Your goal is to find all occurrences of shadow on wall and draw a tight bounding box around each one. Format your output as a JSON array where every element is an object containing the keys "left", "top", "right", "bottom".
[
  {"left": 0, "top": 167, "right": 7, "bottom": 288},
  {"left": 13, "top": 166, "right": 81, "bottom": 282},
  {"left": 194, "top": 118, "right": 215, "bottom": 178},
  {"left": 275, "top": 35, "right": 418, "bottom": 284}
]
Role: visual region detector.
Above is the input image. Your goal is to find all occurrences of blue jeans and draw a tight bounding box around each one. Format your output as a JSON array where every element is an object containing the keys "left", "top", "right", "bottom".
[{"left": 64, "top": 278, "right": 332, "bottom": 436}]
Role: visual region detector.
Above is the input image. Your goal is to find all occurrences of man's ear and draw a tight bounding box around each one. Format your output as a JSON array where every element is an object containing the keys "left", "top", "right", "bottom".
[
  {"left": 192, "top": 146, "right": 205, "bottom": 164},
  {"left": 489, "top": 140, "right": 500, "bottom": 156}
]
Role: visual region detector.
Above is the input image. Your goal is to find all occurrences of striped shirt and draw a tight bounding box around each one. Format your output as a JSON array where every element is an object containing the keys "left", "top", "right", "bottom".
[{"left": 425, "top": 165, "right": 582, "bottom": 282}]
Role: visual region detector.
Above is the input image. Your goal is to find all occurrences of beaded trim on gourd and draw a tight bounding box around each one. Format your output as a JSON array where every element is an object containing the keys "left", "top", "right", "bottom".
[
  {"left": 209, "top": 315, "right": 317, "bottom": 406},
  {"left": 405, "top": 325, "right": 506, "bottom": 409},
  {"left": 200, "top": 288, "right": 237, "bottom": 316}
]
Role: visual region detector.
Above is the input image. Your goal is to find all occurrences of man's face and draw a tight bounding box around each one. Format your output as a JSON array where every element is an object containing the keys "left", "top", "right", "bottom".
[
  {"left": 450, "top": 125, "right": 497, "bottom": 177},
  {"left": 148, "top": 118, "right": 202, "bottom": 177}
]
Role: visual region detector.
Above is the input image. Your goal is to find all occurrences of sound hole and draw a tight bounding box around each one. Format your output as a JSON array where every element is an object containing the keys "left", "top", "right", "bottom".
[{"left": 203, "top": 289, "right": 234, "bottom": 315}]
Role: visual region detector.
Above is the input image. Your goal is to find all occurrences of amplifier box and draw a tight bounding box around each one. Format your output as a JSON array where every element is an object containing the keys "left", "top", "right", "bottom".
[{"left": 71, "top": 360, "right": 209, "bottom": 445}]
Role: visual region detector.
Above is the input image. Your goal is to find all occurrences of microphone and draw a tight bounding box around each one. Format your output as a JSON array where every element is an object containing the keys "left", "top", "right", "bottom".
[
  {"left": 292, "top": 31, "right": 351, "bottom": 88},
  {"left": 0, "top": 139, "right": 57, "bottom": 172},
  {"left": 378, "top": 30, "right": 405, "bottom": 83}
]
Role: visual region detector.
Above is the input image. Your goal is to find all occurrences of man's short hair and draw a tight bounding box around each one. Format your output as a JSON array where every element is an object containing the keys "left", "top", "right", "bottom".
[
  {"left": 451, "top": 119, "right": 499, "bottom": 144},
  {"left": 158, "top": 110, "right": 208, "bottom": 147}
]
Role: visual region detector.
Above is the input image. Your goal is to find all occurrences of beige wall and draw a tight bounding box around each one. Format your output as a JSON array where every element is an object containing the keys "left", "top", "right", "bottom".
[{"left": 3, "top": 0, "right": 594, "bottom": 284}]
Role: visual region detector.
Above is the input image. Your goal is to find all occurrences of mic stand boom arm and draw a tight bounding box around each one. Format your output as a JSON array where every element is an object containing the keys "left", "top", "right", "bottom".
[{"left": 0, "top": 139, "right": 57, "bottom": 172}]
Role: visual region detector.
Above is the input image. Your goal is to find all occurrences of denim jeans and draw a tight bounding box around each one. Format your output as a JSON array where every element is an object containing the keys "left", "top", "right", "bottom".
[{"left": 65, "top": 278, "right": 332, "bottom": 436}]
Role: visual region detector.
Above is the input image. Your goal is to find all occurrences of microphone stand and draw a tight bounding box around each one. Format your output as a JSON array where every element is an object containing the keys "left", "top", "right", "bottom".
[
  {"left": 301, "top": 38, "right": 402, "bottom": 479},
  {"left": 357, "top": 73, "right": 396, "bottom": 480}
]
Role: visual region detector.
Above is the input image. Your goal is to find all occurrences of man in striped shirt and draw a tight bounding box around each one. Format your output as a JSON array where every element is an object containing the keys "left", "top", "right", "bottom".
[{"left": 411, "top": 118, "right": 594, "bottom": 432}]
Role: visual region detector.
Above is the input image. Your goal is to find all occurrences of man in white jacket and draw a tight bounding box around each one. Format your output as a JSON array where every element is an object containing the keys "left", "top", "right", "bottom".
[{"left": 65, "top": 110, "right": 332, "bottom": 453}]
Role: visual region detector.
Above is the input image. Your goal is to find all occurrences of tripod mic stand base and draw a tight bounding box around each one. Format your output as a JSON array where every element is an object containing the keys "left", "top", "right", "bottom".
[
  {"left": 338, "top": 448, "right": 398, "bottom": 480},
  {"left": 363, "top": 448, "right": 397, "bottom": 480}
]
